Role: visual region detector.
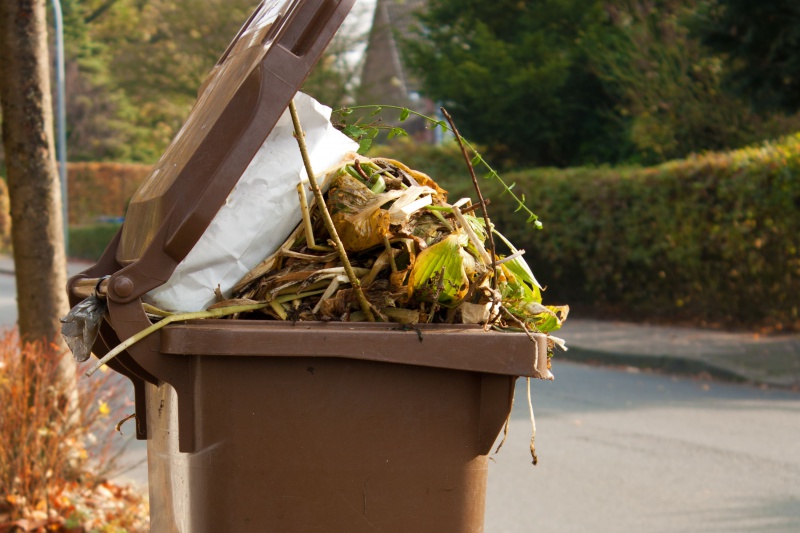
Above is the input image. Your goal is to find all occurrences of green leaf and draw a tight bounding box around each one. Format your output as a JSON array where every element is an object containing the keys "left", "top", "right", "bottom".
[
  {"left": 338, "top": 108, "right": 354, "bottom": 116},
  {"left": 483, "top": 170, "right": 498, "bottom": 180},
  {"left": 358, "top": 138, "right": 373, "bottom": 154},
  {"left": 368, "top": 107, "right": 383, "bottom": 117},
  {"left": 534, "top": 305, "right": 569, "bottom": 333},
  {"left": 471, "top": 154, "right": 483, "bottom": 166},
  {"left": 388, "top": 127, "right": 408, "bottom": 140},
  {"left": 399, "top": 108, "right": 410, "bottom": 122},
  {"left": 409, "top": 234, "right": 467, "bottom": 305},
  {"left": 370, "top": 176, "right": 387, "bottom": 194},
  {"left": 343, "top": 124, "right": 368, "bottom": 139},
  {"left": 494, "top": 228, "right": 542, "bottom": 290},
  {"left": 437, "top": 120, "right": 449, "bottom": 132},
  {"left": 500, "top": 182, "right": 516, "bottom": 196},
  {"left": 367, "top": 127, "right": 380, "bottom": 139}
]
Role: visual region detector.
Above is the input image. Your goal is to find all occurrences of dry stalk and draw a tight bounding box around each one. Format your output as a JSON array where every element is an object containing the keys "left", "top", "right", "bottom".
[
  {"left": 527, "top": 377, "right": 538, "bottom": 465},
  {"left": 296, "top": 182, "right": 334, "bottom": 252},
  {"left": 289, "top": 99, "right": 375, "bottom": 322},
  {"left": 426, "top": 266, "right": 446, "bottom": 323},
  {"left": 442, "top": 107, "right": 498, "bottom": 290},
  {"left": 85, "top": 302, "right": 271, "bottom": 376},
  {"left": 383, "top": 235, "right": 398, "bottom": 273},
  {"left": 459, "top": 199, "right": 490, "bottom": 215},
  {"left": 494, "top": 388, "right": 515, "bottom": 454}
]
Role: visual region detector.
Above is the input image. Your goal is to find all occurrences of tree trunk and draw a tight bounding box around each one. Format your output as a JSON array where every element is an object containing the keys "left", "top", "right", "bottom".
[{"left": 0, "top": 0, "right": 75, "bottom": 379}]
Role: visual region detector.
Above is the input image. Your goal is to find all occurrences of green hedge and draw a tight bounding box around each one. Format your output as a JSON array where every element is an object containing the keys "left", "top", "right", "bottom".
[
  {"left": 377, "top": 135, "right": 800, "bottom": 328},
  {"left": 68, "top": 223, "right": 122, "bottom": 261}
]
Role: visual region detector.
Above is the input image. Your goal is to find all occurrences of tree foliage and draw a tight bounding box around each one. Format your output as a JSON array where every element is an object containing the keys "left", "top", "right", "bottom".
[
  {"left": 586, "top": 0, "right": 759, "bottom": 161},
  {"left": 698, "top": 0, "right": 800, "bottom": 113},
  {"left": 403, "top": 0, "right": 800, "bottom": 166},
  {"left": 403, "top": 0, "right": 630, "bottom": 167},
  {"left": 54, "top": 0, "right": 366, "bottom": 164}
]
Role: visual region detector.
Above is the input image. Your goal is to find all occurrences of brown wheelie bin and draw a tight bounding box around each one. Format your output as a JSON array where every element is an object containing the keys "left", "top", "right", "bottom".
[{"left": 67, "top": 1, "right": 546, "bottom": 531}]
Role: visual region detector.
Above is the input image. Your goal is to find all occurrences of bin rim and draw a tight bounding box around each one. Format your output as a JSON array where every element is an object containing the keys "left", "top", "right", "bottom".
[{"left": 159, "top": 320, "right": 549, "bottom": 378}]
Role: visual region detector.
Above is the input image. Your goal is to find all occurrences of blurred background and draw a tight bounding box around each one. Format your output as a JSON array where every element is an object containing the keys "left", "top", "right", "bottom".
[{"left": 2, "top": 0, "right": 798, "bottom": 331}]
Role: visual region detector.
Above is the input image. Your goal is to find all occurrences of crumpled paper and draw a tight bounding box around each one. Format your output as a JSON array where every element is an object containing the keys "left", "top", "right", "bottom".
[{"left": 145, "top": 92, "right": 358, "bottom": 312}]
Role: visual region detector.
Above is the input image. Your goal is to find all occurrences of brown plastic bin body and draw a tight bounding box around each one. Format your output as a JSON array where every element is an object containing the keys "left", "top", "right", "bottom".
[
  {"left": 66, "top": 1, "right": 548, "bottom": 530},
  {"left": 144, "top": 321, "right": 543, "bottom": 532}
]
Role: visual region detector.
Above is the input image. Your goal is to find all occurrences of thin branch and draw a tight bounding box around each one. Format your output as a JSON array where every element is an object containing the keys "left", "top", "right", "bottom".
[
  {"left": 289, "top": 99, "right": 375, "bottom": 322},
  {"left": 459, "top": 199, "right": 490, "bottom": 215},
  {"left": 296, "top": 182, "right": 333, "bottom": 252},
  {"left": 441, "top": 107, "right": 498, "bottom": 291}
]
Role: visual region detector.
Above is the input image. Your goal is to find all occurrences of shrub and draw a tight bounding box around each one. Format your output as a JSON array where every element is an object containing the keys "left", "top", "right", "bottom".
[
  {"left": 471, "top": 135, "right": 800, "bottom": 329},
  {"left": 69, "top": 223, "right": 122, "bottom": 261},
  {"left": 0, "top": 329, "right": 148, "bottom": 531},
  {"left": 67, "top": 163, "right": 150, "bottom": 226}
]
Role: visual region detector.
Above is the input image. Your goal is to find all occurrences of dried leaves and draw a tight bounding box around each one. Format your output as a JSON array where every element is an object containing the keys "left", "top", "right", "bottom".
[{"left": 231, "top": 155, "right": 568, "bottom": 353}]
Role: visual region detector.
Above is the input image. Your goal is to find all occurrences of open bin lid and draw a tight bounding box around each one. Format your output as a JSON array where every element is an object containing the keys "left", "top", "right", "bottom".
[
  {"left": 116, "top": 0, "right": 356, "bottom": 290},
  {"left": 67, "top": 0, "right": 357, "bottom": 450}
]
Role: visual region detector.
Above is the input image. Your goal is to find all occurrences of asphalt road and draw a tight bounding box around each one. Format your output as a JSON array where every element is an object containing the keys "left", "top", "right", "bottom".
[
  {"left": 485, "top": 361, "right": 800, "bottom": 532},
  {"left": 0, "top": 270, "right": 16, "bottom": 325}
]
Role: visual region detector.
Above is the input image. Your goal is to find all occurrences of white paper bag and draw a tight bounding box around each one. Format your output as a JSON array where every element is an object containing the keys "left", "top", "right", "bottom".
[{"left": 145, "top": 92, "right": 358, "bottom": 312}]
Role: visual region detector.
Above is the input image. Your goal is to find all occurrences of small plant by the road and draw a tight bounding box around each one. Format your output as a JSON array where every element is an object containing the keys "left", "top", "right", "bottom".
[{"left": 0, "top": 329, "right": 148, "bottom": 531}]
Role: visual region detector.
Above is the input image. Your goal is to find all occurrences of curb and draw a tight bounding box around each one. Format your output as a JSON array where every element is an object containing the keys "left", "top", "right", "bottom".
[{"left": 560, "top": 346, "right": 764, "bottom": 386}]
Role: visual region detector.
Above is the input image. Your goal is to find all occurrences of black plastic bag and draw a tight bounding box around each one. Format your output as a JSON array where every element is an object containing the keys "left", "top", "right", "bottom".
[{"left": 60, "top": 278, "right": 108, "bottom": 362}]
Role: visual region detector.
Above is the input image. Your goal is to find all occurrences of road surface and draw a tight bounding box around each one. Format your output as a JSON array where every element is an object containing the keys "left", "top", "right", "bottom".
[{"left": 485, "top": 361, "right": 800, "bottom": 532}]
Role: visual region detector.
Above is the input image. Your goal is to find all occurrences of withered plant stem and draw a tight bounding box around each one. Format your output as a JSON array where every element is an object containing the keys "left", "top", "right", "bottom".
[
  {"left": 289, "top": 99, "right": 376, "bottom": 322},
  {"left": 427, "top": 266, "right": 446, "bottom": 323},
  {"left": 442, "top": 107, "right": 498, "bottom": 291},
  {"left": 459, "top": 199, "right": 490, "bottom": 215},
  {"left": 501, "top": 305, "right": 537, "bottom": 343},
  {"left": 353, "top": 159, "right": 371, "bottom": 184},
  {"left": 296, "top": 182, "right": 332, "bottom": 252},
  {"left": 383, "top": 236, "right": 398, "bottom": 273}
]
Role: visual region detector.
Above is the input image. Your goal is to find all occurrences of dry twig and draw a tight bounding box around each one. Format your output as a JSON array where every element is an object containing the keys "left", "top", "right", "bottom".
[
  {"left": 442, "top": 107, "right": 498, "bottom": 290},
  {"left": 289, "top": 99, "right": 375, "bottom": 322}
]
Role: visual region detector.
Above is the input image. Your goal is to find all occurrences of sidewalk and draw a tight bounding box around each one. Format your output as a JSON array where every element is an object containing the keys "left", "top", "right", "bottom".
[
  {"left": 3, "top": 253, "right": 799, "bottom": 388},
  {"left": 559, "top": 319, "right": 800, "bottom": 389}
]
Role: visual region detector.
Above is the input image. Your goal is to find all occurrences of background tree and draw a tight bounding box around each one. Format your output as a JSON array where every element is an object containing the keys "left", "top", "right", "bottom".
[
  {"left": 0, "top": 0, "right": 75, "bottom": 376},
  {"left": 698, "top": 0, "right": 800, "bottom": 113},
  {"left": 403, "top": 0, "right": 630, "bottom": 168},
  {"left": 586, "top": 0, "right": 756, "bottom": 162},
  {"left": 55, "top": 0, "right": 367, "bottom": 163}
]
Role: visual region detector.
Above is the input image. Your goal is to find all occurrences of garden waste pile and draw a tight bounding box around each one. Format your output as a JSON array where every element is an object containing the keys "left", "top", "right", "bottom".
[{"left": 220, "top": 153, "right": 568, "bottom": 375}]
